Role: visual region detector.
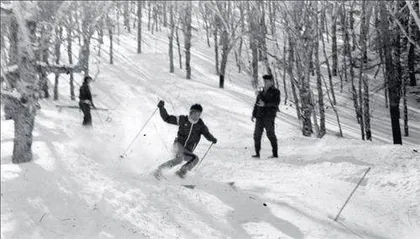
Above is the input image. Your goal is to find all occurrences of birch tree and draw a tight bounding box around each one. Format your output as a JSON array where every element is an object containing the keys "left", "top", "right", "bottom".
[
  {"left": 206, "top": 2, "right": 246, "bottom": 88},
  {"left": 168, "top": 2, "right": 175, "bottom": 73},
  {"left": 137, "top": 0, "right": 142, "bottom": 54},
  {"left": 181, "top": 2, "right": 192, "bottom": 79},
  {"left": 314, "top": 1, "right": 326, "bottom": 138},
  {"left": 1, "top": 2, "right": 40, "bottom": 163}
]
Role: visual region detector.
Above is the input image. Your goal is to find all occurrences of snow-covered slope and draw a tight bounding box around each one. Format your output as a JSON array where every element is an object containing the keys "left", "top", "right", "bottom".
[{"left": 1, "top": 21, "right": 420, "bottom": 239}]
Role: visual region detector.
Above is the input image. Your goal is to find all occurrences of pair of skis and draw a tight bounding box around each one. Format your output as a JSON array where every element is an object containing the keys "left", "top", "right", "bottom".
[{"left": 154, "top": 171, "right": 196, "bottom": 189}]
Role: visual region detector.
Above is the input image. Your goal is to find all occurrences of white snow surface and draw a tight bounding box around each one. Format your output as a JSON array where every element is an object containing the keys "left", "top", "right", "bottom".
[{"left": 2, "top": 23, "right": 420, "bottom": 239}]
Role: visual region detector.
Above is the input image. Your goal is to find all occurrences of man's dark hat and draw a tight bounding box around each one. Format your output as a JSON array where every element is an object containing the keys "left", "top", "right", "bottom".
[
  {"left": 263, "top": 74, "right": 273, "bottom": 81},
  {"left": 84, "top": 76, "right": 93, "bottom": 83}
]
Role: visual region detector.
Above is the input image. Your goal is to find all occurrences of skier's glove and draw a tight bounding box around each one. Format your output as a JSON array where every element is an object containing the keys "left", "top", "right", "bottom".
[
  {"left": 211, "top": 138, "right": 217, "bottom": 144},
  {"left": 157, "top": 100, "right": 165, "bottom": 108}
]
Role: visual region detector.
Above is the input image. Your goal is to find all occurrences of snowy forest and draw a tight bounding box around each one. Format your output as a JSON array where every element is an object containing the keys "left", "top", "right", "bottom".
[
  {"left": 1, "top": 1, "right": 420, "bottom": 238},
  {"left": 1, "top": 1, "right": 419, "bottom": 163}
]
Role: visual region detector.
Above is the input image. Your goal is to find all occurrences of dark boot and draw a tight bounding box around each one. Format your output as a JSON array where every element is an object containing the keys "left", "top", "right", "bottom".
[
  {"left": 272, "top": 145, "right": 278, "bottom": 158},
  {"left": 175, "top": 169, "right": 186, "bottom": 179},
  {"left": 269, "top": 137, "right": 278, "bottom": 158},
  {"left": 153, "top": 169, "right": 163, "bottom": 180},
  {"left": 252, "top": 142, "right": 261, "bottom": 158}
]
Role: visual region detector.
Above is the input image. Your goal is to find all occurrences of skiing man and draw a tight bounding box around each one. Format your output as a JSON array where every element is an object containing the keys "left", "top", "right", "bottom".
[
  {"left": 79, "top": 76, "right": 96, "bottom": 126},
  {"left": 251, "top": 74, "right": 280, "bottom": 158},
  {"left": 154, "top": 100, "right": 217, "bottom": 179}
]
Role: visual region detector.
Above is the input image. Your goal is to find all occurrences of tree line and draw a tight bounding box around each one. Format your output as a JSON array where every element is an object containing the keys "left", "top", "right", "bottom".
[{"left": 1, "top": 1, "right": 419, "bottom": 163}]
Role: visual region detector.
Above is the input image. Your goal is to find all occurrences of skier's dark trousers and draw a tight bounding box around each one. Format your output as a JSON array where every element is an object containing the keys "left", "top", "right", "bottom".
[
  {"left": 251, "top": 74, "right": 280, "bottom": 158},
  {"left": 79, "top": 76, "right": 96, "bottom": 126},
  {"left": 154, "top": 101, "right": 217, "bottom": 178}
]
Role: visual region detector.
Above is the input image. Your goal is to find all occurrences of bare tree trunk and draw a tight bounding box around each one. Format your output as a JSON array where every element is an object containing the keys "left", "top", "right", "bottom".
[
  {"left": 380, "top": 2, "right": 402, "bottom": 145},
  {"left": 116, "top": 3, "right": 121, "bottom": 45},
  {"left": 403, "top": 73, "right": 409, "bottom": 136},
  {"left": 343, "top": 8, "right": 361, "bottom": 128},
  {"left": 97, "top": 19, "right": 104, "bottom": 57},
  {"left": 288, "top": 38, "right": 301, "bottom": 120},
  {"left": 213, "top": 16, "right": 220, "bottom": 75},
  {"left": 237, "top": 4, "right": 244, "bottom": 73},
  {"left": 66, "top": 22, "right": 75, "bottom": 100},
  {"left": 176, "top": 21, "right": 182, "bottom": 69},
  {"left": 183, "top": 2, "right": 192, "bottom": 79},
  {"left": 107, "top": 16, "right": 114, "bottom": 65},
  {"left": 219, "top": 29, "right": 228, "bottom": 88},
  {"left": 360, "top": 0, "right": 373, "bottom": 141},
  {"left": 315, "top": 4, "right": 326, "bottom": 138},
  {"left": 320, "top": 22, "right": 336, "bottom": 105},
  {"left": 249, "top": 3, "right": 258, "bottom": 89},
  {"left": 10, "top": 14, "right": 38, "bottom": 164},
  {"left": 169, "top": 3, "right": 175, "bottom": 73},
  {"left": 202, "top": 4, "right": 211, "bottom": 47},
  {"left": 163, "top": 1, "right": 167, "bottom": 27},
  {"left": 260, "top": 2, "right": 271, "bottom": 75},
  {"left": 132, "top": 1, "right": 137, "bottom": 29},
  {"left": 349, "top": 3, "right": 356, "bottom": 51},
  {"left": 331, "top": 2, "right": 338, "bottom": 76},
  {"left": 13, "top": 102, "right": 35, "bottom": 164},
  {"left": 137, "top": 0, "right": 142, "bottom": 54},
  {"left": 152, "top": 4, "right": 158, "bottom": 34},
  {"left": 269, "top": 1, "right": 276, "bottom": 35},
  {"left": 38, "top": 25, "right": 49, "bottom": 99},
  {"left": 408, "top": 6, "right": 418, "bottom": 87},
  {"left": 283, "top": 39, "right": 288, "bottom": 104},
  {"left": 374, "top": 9, "right": 388, "bottom": 108},
  {"left": 76, "top": 7, "right": 82, "bottom": 47},
  {"left": 54, "top": 26, "right": 62, "bottom": 100},
  {"left": 148, "top": 1, "right": 151, "bottom": 31},
  {"left": 300, "top": 45, "right": 313, "bottom": 137},
  {"left": 312, "top": 92, "right": 319, "bottom": 135},
  {"left": 124, "top": 1, "right": 130, "bottom": 33},
  {"left": 81, "top": 37, "right": 91, "bottom": 77}
]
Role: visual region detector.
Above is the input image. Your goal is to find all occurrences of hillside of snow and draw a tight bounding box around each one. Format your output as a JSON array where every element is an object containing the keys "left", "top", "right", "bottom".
[{"left": 2, "top": 16, "right": 420, "bottom": 239}]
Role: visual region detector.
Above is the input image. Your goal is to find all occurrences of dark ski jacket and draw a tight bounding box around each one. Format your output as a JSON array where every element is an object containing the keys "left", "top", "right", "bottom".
[
  {"left": 158, "top": 106, "right": 216, "bottom": 152},
  {"left": 79, "top": 82, "right": 92, "bottom": 104},
  {"left": 252, "top": 86, "right": 280, "bottom": 119}
]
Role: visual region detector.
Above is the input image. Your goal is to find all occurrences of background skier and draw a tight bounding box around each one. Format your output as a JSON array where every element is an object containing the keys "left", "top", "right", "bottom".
[{"left": 79, "top": 76, "right": 96, "bottom": 126}]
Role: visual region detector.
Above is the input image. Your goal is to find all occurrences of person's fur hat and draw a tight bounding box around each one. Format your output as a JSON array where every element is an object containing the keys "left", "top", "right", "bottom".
[
  {"left": 190, "top": 104, "right": 203, "bottom": 112},
  {"left": 262, "top": 74, "right": 273, "bottom": 81}
]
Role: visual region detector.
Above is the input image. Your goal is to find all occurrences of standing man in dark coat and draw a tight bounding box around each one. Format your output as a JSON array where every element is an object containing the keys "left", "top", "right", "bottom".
[
  {"left": 251, "top": 74, "right": 280, "bottom": 158},
  {"left": 154, "top": 101, "right": 217, "bottom": 179},
  {"left": 79, "top": 76, "right": 96, "bottom": 126}
]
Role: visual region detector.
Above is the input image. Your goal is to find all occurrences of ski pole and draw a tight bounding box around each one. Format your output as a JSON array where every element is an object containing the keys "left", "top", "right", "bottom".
[
  {"left": 195, "top": 143, "right": 214, "bottom": 170},
  {"left": 120, "top": 107, "right": 159, "bottom": 158},
  {"left": 334, "top": 167, "right": 371, "bottom": 221},
  {"left": 93, "top": 107, "right": 103, "bottom": 124}
]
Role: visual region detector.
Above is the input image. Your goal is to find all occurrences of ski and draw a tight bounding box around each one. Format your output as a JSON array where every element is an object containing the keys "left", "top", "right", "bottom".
[
  {"left": 55, "top": 105, "right": 109, "bottom": 111},
  {"left": 182, "top": 185, "right": 196, "bottom": 189}
]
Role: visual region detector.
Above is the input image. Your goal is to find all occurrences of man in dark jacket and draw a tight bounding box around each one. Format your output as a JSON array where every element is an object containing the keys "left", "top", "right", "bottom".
[
  {"left": 79, "top": 76, "right": 96, "bottom": 126},
  {"left": 251, "top": 74, "right": 280, "bottom": 158},
  {"left": 154, "top": 101, "right": 217, "bottom": 179}
]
